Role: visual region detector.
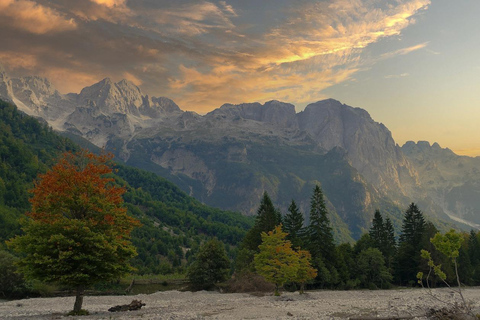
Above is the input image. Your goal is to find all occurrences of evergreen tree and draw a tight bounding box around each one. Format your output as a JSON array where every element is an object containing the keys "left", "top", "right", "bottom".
[
  {"left": 236, "top": 192, "right": 282, "bottom": 272},
  {"left": 306, "top": 185, "right": 336, "bottom": 285},
  {"left": 369, "top": 210, "right": 396, "bottom": 269},
  {"left": 396, "top": 203, "right": 426, "bottom": 285},
  {"left": 284, "top": 200, "right": 304, "bottom": 249},
  {"left": 369, "top": 210, "right": 385, "bottom": 251},
  {"left": 383, "top": 217, "right": 396, "bottom": 269}
]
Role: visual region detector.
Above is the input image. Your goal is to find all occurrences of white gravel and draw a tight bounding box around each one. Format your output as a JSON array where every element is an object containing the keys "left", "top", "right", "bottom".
[{"left": 1, "top": 288, "right": 479, "bottom": 319}]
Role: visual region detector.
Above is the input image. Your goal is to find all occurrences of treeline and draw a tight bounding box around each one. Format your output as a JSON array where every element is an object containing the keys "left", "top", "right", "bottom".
[{"left": 233, "top": 186, "right": 480, "bottom": 289}]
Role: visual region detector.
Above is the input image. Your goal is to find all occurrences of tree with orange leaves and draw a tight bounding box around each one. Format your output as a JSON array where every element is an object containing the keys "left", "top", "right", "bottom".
[{"left": 8, "top": 150, "right": 140, "bottom": 314}]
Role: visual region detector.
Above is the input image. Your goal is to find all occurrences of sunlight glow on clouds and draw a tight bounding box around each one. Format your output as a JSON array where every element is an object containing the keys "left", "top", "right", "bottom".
[
  {"left": 0, "top": 0, "right": 430, "bottom": 111},
  {"left": 0, "top": 0, "right": 77, "bottom": 34}
]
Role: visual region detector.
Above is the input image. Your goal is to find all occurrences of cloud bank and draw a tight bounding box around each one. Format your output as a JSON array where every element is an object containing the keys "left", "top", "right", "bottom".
[{"left": 0, "top": 0, "right": 430, "bottom": 111}]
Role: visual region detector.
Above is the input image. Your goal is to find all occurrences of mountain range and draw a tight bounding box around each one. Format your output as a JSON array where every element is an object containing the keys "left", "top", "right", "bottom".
[{"left": 1, "top": 66, "right": 478, "bottom": 240}]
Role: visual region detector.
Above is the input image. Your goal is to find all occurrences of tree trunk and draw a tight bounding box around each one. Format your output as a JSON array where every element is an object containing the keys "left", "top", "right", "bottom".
[
  {"left": 73, "top": 285, "right": 85, "bottom": 312},
  {"left": 274, "top": 284, "right": 280, "bottom": 296},
  {"left": 299, "top": 282, "right": 305, "bottom": 294}
]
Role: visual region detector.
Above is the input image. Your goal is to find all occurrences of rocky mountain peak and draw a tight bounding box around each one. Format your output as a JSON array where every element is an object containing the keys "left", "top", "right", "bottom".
[
  {"left": 208, "top": 100, "right": 298, "bottom": 128},
  {"left": 77, "top": 78, "right": 143, "bottom": 116}
]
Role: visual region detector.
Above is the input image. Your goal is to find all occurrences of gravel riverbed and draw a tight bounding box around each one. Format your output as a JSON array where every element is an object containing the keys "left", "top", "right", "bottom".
[{"left": 1, "top": 288, "right": 480, "bottom": 319}]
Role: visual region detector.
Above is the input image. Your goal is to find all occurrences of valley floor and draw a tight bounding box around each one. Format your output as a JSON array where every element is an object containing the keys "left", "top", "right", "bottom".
[{"left": 1, "top": 287, "right": 479, "bottom": 319}]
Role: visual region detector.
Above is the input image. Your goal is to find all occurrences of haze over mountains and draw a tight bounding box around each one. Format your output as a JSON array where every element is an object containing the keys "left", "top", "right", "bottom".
[{"left": 1, "top": 67, "right": 478, "bottom": 240}]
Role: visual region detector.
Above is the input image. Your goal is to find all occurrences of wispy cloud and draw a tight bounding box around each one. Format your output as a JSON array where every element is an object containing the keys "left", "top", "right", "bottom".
[
  {"left": 385, "top": 73, "right": 410, "bottom": 79},
  {"left": 0, "top": 0, "right": 431, "bottom": 111},
  {"left": 381, "top": 42, "right": 429, "bottom": 59}
]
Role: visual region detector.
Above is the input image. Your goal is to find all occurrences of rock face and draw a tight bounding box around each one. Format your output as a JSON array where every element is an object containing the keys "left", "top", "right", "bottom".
[
  {"left": 402, "top": 141, "right": 480, "bottom": 227},
  {"left": 0, "top": 68, "right": 477, "bottom": 237},
  {"left": 298, "top": 99, "right": 421, "bottom": 198}
]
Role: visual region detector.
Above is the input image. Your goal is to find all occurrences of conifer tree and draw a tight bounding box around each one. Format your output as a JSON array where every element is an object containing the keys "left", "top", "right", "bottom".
[
  {"left": 306, "top": 185, "right": 336, "bottom": 285},
  {"left": 236, "top": 192, "right": 282, "bottom": 272},
  {"left": 284, "top": 200, "right": 304, "bottom": 249},
  {"left": 369, "top": 210, "right": 385, "bottom": 250},
  {"left": 396, "top": 203, "right": 426, "bottom": 285},
  {"left": 383, "top": 217, "right": 396, "bottom": 269}
]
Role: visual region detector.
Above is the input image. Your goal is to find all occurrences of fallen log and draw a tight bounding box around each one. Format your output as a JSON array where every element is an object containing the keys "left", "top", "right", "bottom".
[{"left": 108, "top": 299, "right": 146, "bottom": 312}]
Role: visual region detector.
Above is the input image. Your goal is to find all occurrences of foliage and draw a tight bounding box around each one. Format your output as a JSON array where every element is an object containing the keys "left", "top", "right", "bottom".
[
  {"left": 237, "top": 192, "right": 282, "bottom": 272},
  {"left": 187, "top": 238, "right": 231, "bottom": 290},
  {"left": 7, "top": 151, "right": 140, "bottom": 312},
  {"left": 306, "top": 185, "right": 337, "bottom": 287},
  {"left": 0, "top": 100, "right": 253, "bottom": 277},
  {"left": 294, "top": 249, "right": 317, "bottom": 294},
  {"left": 369, "top": 210, "right": 396, "bottom": 269},
  {"left": 417, "top": 229, "right": 473, "bottom": 318},
  {"left": 254, "top": 225, "right": 300, "bottom": 296},
  {"left": 0, "top": 250, "right": 29, "bottom": 298},
  {"left": 283, "top": 200, "right": 305, "bottom": 249},
  {"left": 396, "top": 203, "right": 426, "bottom": 285},
  {"left": 356, "top": 248, "right": 393, "bottom": 289}
]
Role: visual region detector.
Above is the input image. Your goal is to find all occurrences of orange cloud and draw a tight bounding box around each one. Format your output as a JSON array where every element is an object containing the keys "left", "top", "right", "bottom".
[{"left": 0, "top": 0, "right": 77, "bottom": 34}]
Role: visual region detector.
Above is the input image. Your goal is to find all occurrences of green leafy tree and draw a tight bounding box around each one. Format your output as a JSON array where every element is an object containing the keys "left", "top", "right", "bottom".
[
  {"left": 0, "top": 250, "right": 28, "bottom": 298},
  {"left": 357, "top": 248, "right": 393, "bottom": 289},
  {"left": 7, "top": 151, "right": 140, "bottom": 314},
  {"left": 254, "top": 225, "right": 299, "bottom": 296},
  {"left": 283, "top": 200, "right": 304, "bottom": 249},
  {"left": 187, "top": 238, "right": 230, "bottom": 290},
  {"left": 417, "top": 229, "right": 473, "bottom": 317}
]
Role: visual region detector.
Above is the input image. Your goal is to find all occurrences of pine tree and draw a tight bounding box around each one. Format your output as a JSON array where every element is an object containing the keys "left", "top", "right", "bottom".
[
  {"left": 369, "top": 210, "right": 385, "bottom": 251},
  {"left": 383, "top": 217, "right": 396, "bottom": 269},
  {"left": 396, "top": 203, "right": 426, "bottom": 285},
  {"left": 369, "top": 210, "right": 396, "bottom": 269},
  {"left": 284, "top": 200, "right": 304, "bottom": 249},
  {"left": 237, "top": 192, "right": 282, "bottom": 272},
  {"left": 306, "top": 185, "right": 336, "bottom": 285}
]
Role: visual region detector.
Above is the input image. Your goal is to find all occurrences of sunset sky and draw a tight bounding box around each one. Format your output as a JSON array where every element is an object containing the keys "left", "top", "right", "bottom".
[{"left": 0, "top": 0, "right": 478, "bottom": 155}]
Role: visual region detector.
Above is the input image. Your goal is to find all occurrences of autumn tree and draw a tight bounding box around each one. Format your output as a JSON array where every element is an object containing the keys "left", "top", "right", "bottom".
[
  {"left": 254, "top": 225, "right": 299, "bottom": 296},
  {"left": 8, "top": 150, "right": 140, "bottom": 314},
  {"left": 294, "top": 249, "right": 317, "bottom": 294}
]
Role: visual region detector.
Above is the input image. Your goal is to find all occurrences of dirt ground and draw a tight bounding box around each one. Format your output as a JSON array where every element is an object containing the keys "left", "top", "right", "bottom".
[{"left": 1, "top": 287, "right": 479, "bottom": 319}]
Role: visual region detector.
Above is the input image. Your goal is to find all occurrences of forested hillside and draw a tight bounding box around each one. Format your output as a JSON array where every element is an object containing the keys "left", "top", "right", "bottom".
[{"left": 0, "top": 99, "right": 253, "bottom": 274}]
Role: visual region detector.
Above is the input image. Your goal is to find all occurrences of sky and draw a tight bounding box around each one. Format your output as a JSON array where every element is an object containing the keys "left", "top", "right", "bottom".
[{"left": 0, "top": 0, "right": 478, "bottom": 155}]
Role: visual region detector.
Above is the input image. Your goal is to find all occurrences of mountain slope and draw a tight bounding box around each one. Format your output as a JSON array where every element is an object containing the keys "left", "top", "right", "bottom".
[
  {"left": 0, "top": 99, "right": 253, "bottom": 274},
  {"left": 402, "top": 141, "right": 480, "bottom": 227}
]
